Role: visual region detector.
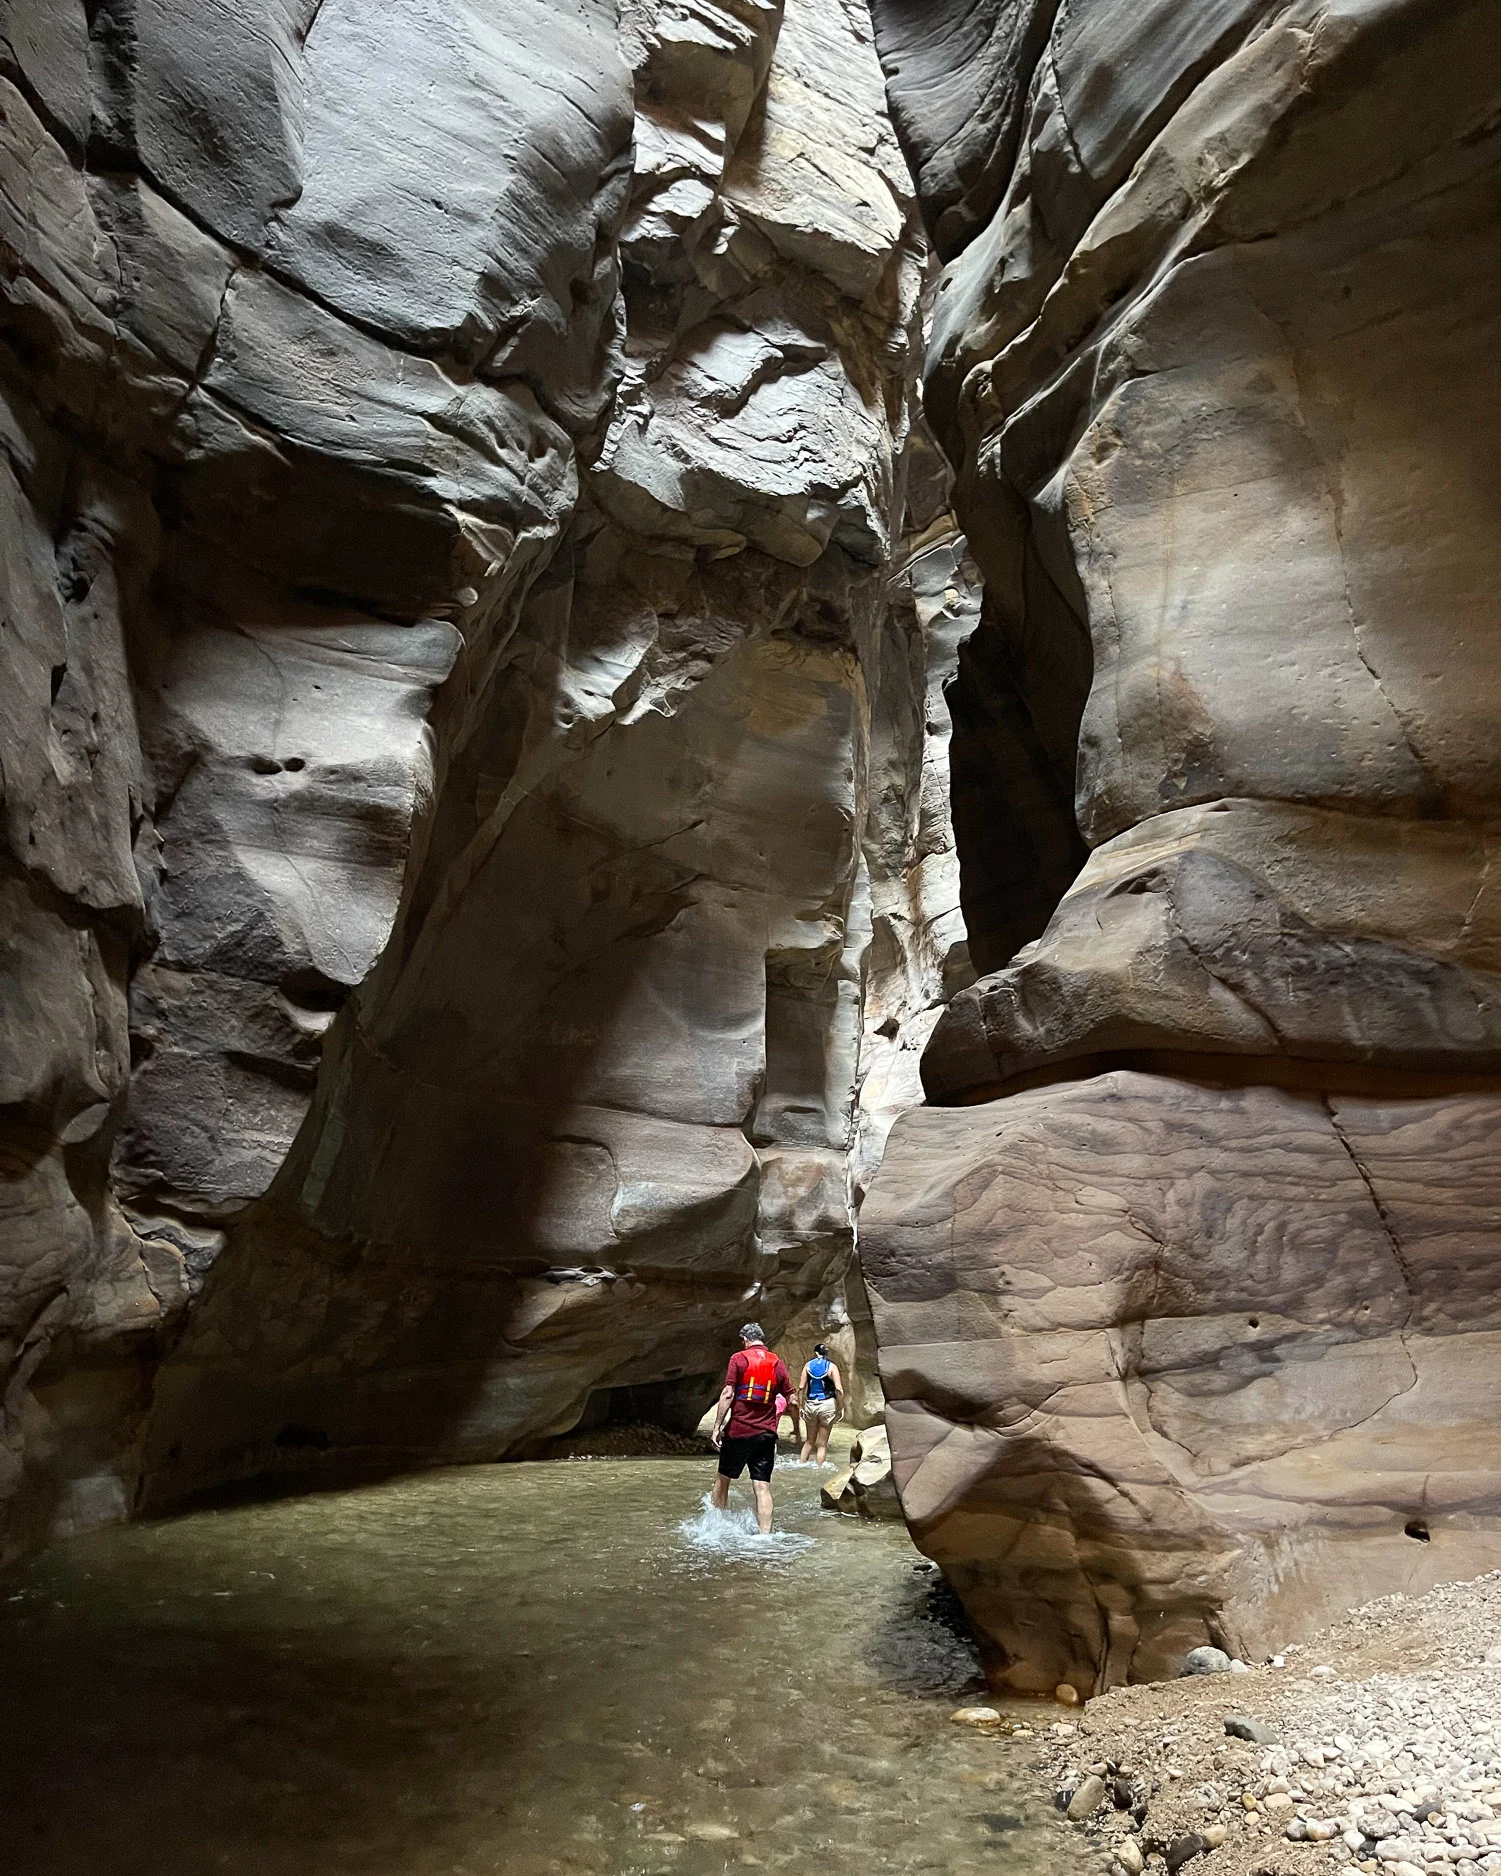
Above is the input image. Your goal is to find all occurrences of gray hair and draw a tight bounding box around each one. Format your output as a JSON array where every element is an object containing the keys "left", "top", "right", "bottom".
[{"left": 738, "top": 1321, "right": 766, "bottom": 1344}]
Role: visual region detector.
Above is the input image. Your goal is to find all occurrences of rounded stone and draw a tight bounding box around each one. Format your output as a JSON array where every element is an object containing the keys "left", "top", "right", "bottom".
[{"left": 1066, "top": 1775, "right": 1109, "bottom": 1821}]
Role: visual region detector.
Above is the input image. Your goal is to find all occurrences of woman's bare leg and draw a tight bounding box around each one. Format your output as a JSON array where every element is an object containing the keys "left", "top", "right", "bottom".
[{"left": 814, "top": 1418, "right": 832, "bottom": 1465}]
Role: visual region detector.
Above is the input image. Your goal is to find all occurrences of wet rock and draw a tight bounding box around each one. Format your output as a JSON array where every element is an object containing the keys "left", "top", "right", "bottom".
[
  {"left": 1166, "top": 1834, "right": 1208, "bottom": 1873},
  {"left": 951, "top": 1707, "right": 1002, "bottom": 1728},
  {"left": 823, "top": 1425, "right": 902, "bottom": 1523},
  {"left": 821, "top": 1468, "right": 857, "bottom": 1513}
]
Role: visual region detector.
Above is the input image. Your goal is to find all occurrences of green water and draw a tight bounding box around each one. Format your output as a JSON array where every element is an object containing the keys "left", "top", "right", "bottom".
[{"left": 0, "top": 1453, "right": 1073, "bottom": 1875}]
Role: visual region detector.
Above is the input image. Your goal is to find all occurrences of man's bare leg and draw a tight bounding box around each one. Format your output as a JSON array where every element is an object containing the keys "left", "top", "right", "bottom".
[
  {"left": 751, "top": 1480, "right": 773, "bottom": 1534},
  {"left": 711, "top": 1474, "right": 731, "bottom": 1512}
]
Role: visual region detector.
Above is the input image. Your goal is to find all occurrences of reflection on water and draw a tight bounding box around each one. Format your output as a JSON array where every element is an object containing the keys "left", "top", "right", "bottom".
[{"left": 0, "top": 1451, "right": 1073, "bottom": 1876}]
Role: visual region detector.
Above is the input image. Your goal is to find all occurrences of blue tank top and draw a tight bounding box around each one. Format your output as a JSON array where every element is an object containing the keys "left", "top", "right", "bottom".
[{"left": 807, "top": 1357, "right": 834, "bottom": 1401}]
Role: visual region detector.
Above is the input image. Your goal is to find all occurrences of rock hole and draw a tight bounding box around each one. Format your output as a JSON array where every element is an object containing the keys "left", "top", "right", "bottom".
[
  {"left": 50, "top": 662, "right": 67, "bottom": 701},
  {"left": 249, "top": 754, "right": 282, "bottom": 774},
  {"left": 1248, "top": 1317, "right": 1260, "bottom": 1328},
  {"left": 279, "top": 968, "right": 350, "bottom": 1014},
  {"left": 281, "top": 756, "right": 306, "bottom": 772},
  {"left": 1404, "top": 1519, "right": 1430, "bottom": 1541}
]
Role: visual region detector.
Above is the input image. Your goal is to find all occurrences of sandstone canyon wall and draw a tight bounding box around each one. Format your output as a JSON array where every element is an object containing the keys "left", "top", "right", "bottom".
[
  {"left": 0, "top": 0, "right": 982, "bottom": 1545},
  {"left": 862, "top": 0, "right": 1501, "bottom": 1690}
]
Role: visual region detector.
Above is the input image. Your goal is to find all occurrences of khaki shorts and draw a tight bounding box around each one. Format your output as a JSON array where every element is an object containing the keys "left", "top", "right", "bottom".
[{"left": 803, "top": 1397, "right": 838, "bottom": 1425}]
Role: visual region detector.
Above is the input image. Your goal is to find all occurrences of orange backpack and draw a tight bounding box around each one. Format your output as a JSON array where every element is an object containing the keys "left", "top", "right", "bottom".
[{"left": 736, "top": 1345, "right": 779, "bottom": 1405}]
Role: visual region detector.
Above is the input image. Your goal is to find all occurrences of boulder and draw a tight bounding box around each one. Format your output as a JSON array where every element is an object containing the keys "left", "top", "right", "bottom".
[
  {"left": 821, "top": 1468, "right": 857, "bottom": 1513},
  {"left": 864, "top": 1073, "right": 1501, "bottom": 1688},
  {"left": 820, "top": 1423, "right": 902, "bottom": 1521}
]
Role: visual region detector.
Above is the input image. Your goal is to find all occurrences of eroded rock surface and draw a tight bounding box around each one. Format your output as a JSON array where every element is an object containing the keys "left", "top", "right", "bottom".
[
  {"left": 863, "top": 0, "right": 1501, "bottom": 1686},
  {"left": 0, "top": 0, "right": 974, "bottom": 1537}
]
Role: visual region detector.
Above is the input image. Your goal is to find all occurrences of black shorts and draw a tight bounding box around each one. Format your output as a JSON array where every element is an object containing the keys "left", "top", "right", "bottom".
[{"left": 717, "top": 1433, "right": 777, "bottom": 1482}]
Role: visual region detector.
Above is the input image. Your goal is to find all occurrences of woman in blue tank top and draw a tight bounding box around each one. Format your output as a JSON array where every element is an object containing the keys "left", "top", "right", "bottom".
[{"left": 797, "top": 1343, "right": 845, "bottom": 1467}]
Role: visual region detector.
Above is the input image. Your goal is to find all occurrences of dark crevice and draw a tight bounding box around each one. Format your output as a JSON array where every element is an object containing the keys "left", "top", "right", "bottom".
[
  {"left": 946, "top": 576, "right": 1090, "bottom": 976},
  {"left": 279, "top": 968, "right": 352, "bottom": 1015}
]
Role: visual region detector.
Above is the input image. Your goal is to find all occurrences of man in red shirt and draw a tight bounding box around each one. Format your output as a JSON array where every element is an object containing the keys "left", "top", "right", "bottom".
[{"left": 710, "top": 1322, "right": 793, "bottom": 1534}]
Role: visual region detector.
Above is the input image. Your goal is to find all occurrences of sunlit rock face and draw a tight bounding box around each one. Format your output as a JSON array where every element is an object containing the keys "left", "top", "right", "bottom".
[
  {"left": 863, "top": 0, "right": 1501, "bottom": 1687},
  {"left": 0, "top": 0, "right": 974, "bottom": 1533}
]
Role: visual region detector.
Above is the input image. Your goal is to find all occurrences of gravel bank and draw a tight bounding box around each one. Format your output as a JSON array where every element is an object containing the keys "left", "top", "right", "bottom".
[{"left": 999, "top": 1572, "right": 1501, "bottom": 1876}]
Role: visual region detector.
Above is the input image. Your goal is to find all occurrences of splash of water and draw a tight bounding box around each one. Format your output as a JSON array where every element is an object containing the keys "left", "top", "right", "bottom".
[{"left": 676, "top": 1493, "right": 816, "bottom": 1562}]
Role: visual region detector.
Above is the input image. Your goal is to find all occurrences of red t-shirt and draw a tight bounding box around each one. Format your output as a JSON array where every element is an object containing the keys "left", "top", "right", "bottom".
[{"left": 724, "top": 1348, "right": 792, "bottom": 1438}]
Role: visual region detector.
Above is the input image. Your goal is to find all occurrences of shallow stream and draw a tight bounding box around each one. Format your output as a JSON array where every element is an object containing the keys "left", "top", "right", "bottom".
[{"left": 0, "top": 1450, "right": 1073, "bottom": 1875}]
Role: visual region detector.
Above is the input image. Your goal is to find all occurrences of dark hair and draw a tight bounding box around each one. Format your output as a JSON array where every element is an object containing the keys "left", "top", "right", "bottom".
[{"left": 813, "top": 1343, "right": 828, "bottom": 1357}]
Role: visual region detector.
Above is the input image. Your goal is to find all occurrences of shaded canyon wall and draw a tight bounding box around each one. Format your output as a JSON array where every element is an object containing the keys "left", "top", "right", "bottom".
[
  {"left": 862, "top": 0, "right": 1501, "bottom": 1689},
  {"left": 0, "top": 0, "right": 977, "bottom": 1544}
]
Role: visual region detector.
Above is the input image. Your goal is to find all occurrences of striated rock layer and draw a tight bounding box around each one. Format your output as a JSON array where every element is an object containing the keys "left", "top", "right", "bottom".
[
  {"left": 0, "top": 0, "right": 978, "bottom": 1542},
  {"left": 863, "top": 0, "right": 1501, "bottom": 1687}
]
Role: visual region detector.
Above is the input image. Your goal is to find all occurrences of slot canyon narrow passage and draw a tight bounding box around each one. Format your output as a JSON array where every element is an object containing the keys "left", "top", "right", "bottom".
[{"left": 4, "top": 0, "right": 1501, "bottom": 1871}]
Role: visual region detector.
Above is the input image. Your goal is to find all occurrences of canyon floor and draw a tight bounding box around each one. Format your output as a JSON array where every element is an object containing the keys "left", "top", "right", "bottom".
[
  {"left": 0, "top": 1441, "right": 1075, "bottom": 1876},
  {"left": 1026, "top": 1572, "right": 1501, "bottom": 1876}
]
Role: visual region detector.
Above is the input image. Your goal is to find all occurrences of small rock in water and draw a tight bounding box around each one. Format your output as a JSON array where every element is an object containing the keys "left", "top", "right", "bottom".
[
  {"left": 1181, "top": 1647, "right": 1233, "bottom": 1677},
  {"left": 820, "top": 1468, "right": 856, "bottom": 1512},
  {"left": 1226, "top": 1715, "right": 1280, "bottom": 1744},
  {"left": 951, "top": 1706, "right": 1001, "bottom": 1727},
  {"left": 685, "top": 1822, "right": 738, "bottom": 1841},
  {"left": 1115, "top": 1839, "right": 1145, "bottom": 1876},
  {"left": 1066, "top": 1775, "right": 1109, "bottom": 1821},
  {"left": 1166, "top": 1833, "right": 1209, "bottom": 1871}
]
